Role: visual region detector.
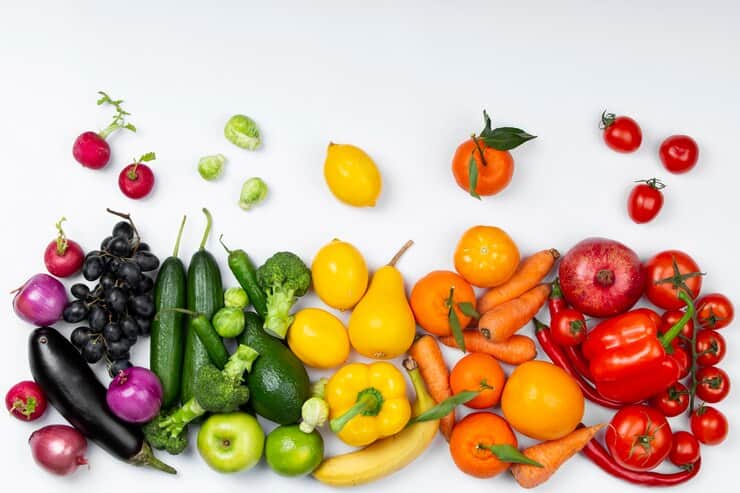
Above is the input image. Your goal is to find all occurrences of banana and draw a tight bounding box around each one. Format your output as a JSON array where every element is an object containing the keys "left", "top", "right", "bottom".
[{"left": 313, "top": 358, "right": 439, "bottom": 487}]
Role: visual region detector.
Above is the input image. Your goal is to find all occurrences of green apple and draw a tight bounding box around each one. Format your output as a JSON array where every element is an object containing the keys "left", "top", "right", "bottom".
[{"left": 197, "top": 412, "right": 265, "bottom": 473}]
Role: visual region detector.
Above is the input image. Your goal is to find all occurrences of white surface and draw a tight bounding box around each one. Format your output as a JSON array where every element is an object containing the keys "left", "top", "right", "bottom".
[{"left": 0, "top": 1, "right": 738, "bottom": 491}]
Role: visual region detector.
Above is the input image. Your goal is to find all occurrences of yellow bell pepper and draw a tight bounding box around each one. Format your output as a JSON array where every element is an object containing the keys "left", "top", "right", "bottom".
[{"left": 326, "top": 362, "right": 412, "bottom": 447}]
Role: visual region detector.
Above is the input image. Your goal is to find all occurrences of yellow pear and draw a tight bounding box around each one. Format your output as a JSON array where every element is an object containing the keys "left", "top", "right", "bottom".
[{"left": 348, "top": 241, "right": 416, "bottom": 359}]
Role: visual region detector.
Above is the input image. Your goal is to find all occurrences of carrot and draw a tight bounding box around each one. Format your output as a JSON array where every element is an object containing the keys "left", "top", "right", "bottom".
[
  {"left": 478, "top": 248, "right": 559, "bottom": 314},
  {"left": 478, "top": 284, "right": 551, "bottom": 343},
  {"left": 438, "top": 331, "right": 537, "bottom": 365},
  {"left": 408, "top": 335, "right": 454, "bottom": 441},
  {"left": 510, "top": 424, "right": 605, "bottom": 488}
]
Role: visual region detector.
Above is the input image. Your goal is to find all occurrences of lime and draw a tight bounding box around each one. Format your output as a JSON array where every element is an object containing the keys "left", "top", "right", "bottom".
[{"left": 265, "top": 425, "right": 324, "bottom": 476}]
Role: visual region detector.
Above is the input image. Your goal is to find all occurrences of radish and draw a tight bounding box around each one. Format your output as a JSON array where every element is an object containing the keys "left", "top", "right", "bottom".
[
  {"left": 72, "top": 91, "right": 136, "bottom": 169},
  {"left": 6, "top": 380, "right": 47, "bottom": 421},
  {"left": 118, "top": 152, "right": 156, "bottom": 199},
  {"left": 44, "top": 217, "right": 84, "bottom": 277}
]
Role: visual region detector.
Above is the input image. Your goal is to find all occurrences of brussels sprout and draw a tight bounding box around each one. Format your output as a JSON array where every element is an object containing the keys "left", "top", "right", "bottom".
[
  {"left": 212, "top": 307, "right": 245, "bottom": 338},
  {"left": 198, "top": 154, "right": 226, "bottom": 181},
  {"left": 239, "top": 177, "right": 268, "bottom": 211},
  {"left": 224, "top": 287, "right": 249, "bottom": 309},
  {"left": 224, "top": 114, "right": 261, "bottom": 150}
]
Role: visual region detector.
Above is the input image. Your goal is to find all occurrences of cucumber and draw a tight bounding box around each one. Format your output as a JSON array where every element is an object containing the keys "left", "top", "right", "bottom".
[
  {"left": 150, "top": 216, "right": 187, "bottom": 409},
  {"left": 181, "top": 209, "right": 223, "bottom": 403}
]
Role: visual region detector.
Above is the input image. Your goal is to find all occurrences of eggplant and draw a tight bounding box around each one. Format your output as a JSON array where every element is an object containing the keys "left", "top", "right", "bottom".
[{"left": 29, "top": 326, "right": 175, "bottom": 474}]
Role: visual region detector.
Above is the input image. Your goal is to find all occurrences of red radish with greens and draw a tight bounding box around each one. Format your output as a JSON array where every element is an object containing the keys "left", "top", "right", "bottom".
[
  {"left": 106, "top": 366, "right": 163, "bottom": 423},
  {"left": 119, "top": 152, "right": 156, "bottom": 199},
  {"left": 6, "top": 381, "right": 47, "bottom": 421},
  {"left": 558, "top": 237, "right": 644, "bottom": 318},
  {"left": 29, "top": 425, "right": 88, "bottom": 476},
  {"left": 43, "top": 217, "right": 84, "bottom": 277},
  {"left": 12, "top": 273, "right": 68, "bottom": 326},
  {"left": 73, "top": 91, "right": 136, "bottom": 169}
]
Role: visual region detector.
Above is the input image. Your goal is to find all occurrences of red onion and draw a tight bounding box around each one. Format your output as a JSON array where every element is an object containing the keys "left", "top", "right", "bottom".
[
  {"left": 12, "top": 274, "right": 68, "bottom": 326},
  {"left": 106, "top": 366, "right": 163, "bottom": 423},
  {"left": 29, "top": 425, "right": 88, "bottom": 476}
]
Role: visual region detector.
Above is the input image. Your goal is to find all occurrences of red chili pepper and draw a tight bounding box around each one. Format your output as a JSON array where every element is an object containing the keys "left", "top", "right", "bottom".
[
  {"left": 563, "top": 344, "right": 592, "bottom": 380},
  {"left": 581, "top": 428, "right": 701, "bottom": 486},
  {"left": 582, "top": 291, "right": 695, "bottom": 404},
  {"left": 533, "top": 319, "right": 623, "bottom": 409},
  {"left": 548, "top": 278, "right": 567, "bottom": 316}
]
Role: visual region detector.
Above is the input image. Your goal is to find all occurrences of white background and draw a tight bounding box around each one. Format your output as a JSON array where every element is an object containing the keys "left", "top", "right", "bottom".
[{"left": 0, "top": 1, "right": 738, "bottom": 492}]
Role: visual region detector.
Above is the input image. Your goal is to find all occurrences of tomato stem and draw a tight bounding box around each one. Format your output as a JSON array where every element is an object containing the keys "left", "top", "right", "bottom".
[
  {"left": 600, "top": 110, "right": 616, "bottom": 129},
  {"left": 635, "top": 178, "right": 666, "bottom": 190}
]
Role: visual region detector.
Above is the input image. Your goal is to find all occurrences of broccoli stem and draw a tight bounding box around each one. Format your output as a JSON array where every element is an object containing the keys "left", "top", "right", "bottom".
[
  {"left": 159, "top": 398, "right": 206, "bottom": 438},
  {"left": 263, "top": 287, "right": 296, "bottom": 339},
  {"left": 223, "top": 344, "right": 260, "bottom": 383}
]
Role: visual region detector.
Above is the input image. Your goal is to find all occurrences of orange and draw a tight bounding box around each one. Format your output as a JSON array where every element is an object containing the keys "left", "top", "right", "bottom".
[
  {"left": 452, "top": 139, "right": 514, "bottom": 197},
  {"left": 454, "top": 225, "right": 520, "bottom": 288},
  {"left": 410, "top": 270, "right": 476, "bottom": 336},
  {"left": 501, "top": 360, "right": 584, "bottom": 440},
  {"left": 449, "top": 412, "right": 518, "bottom": 478},
  {"left": 449, "top": 352, "right": 505, "bottom": 409}
]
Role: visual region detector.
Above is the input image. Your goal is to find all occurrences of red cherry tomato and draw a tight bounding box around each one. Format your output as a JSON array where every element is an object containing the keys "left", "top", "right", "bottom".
[
  {"left": 668, "top": 431, "right": 700, "bottom": 468},
  {"left": 550, "top": 308, "right": 587, "bottom": 346},
  {"left": 627, "top": 179, "right": 665, "bottom": 224},
  {"left": 696, "top": 293, "right": 734, "bottom": 330},
  {"left": 643, "top": 250, "right": 702, "bottom": 310},
  {"left": 649, "top": 382, "right": 689, "bottom": 417},
  {"left": 601, "top": 111, "right": 642, "bottom": 153},
  {"left": 659, "top": 135, "right": 699, "bottom": 174},
  {"left": 660, "top": 310, "right": 694, "bottom": 351},
  {"left": 696, "top": 366, "right": 730, "bottom": 403},
  {"left": 606, "top": 405, "right": 673, "bottom": 471},
  {"left": 690, "top": 406, "right": 728, "bottom": 445},
  {"left": 695, "top": 330, "right": 726, "bottom": 367}
]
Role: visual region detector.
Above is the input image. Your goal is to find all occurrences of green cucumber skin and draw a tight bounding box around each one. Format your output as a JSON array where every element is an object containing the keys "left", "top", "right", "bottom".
[
  {"left": 150, "top": 256, "right": 187, "bottom": 409},
  {"left": 181, "top": 249, "right": 223, "bottom": 403},
  {"left": 228, "top": 251, "right": 268, "bottom": 319}
]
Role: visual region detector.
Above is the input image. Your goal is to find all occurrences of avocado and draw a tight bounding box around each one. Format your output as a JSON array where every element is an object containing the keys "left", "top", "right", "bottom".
[{"left": 239, "top": 311, "right": 310, "bottom": 424}]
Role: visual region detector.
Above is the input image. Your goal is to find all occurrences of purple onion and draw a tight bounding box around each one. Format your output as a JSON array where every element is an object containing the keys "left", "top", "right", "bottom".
[
  {"left": 29, "top": 425, "right": 88, "bottom": 476},
  {"left": 106, "top": 366, "right": 163, "bottom": 423},
  {"left": 13, "top": 274, "right": 68, "bottom": 326}
]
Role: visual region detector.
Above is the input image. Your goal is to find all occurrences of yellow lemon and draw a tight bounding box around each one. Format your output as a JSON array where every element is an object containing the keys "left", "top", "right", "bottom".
[
  {"left": 288, "top": 308, "right": 350, "bottom": 369},
  {"left": 312, "top": 239, "right": 369, "bottom": 310},
  {"left": 324, "top": 143, "right": 382, "bottom": 207}
]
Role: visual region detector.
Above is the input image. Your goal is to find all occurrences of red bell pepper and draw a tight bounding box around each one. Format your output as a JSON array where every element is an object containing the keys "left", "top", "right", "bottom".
[{"left": 582, "top": 291, "right": 694, "bottom": 403}]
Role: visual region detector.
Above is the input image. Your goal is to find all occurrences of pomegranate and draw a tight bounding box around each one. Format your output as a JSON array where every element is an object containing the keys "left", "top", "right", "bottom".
[{"left": 559, "top": 237, "right": 644, "bottom": 317}]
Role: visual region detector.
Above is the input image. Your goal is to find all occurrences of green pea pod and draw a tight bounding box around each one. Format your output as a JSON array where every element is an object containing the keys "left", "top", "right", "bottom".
[{"left": 408, "top": 390, "right": 479, "bottom": 425}]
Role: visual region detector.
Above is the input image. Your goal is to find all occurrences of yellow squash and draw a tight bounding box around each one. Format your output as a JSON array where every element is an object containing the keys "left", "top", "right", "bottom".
[
  {"left": 348, "top": 241, "right": 415, "bottom": 359},
  {"left": 313, "top": 358, "right": 439, "bottom": 486},
  {"left": 311, "top": 239, "right": 369, "bottom": 310}
]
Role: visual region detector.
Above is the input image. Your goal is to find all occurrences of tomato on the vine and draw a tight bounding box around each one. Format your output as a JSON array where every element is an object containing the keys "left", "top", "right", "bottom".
[
  {"left": 690, "top": 406, "right": 728, "bottom": 445},
  {"left": 696, "top": 366, "right": 730, "bottom": 403},
  {"left": 668, "top": 431, "right": 700, "bottom": 469},
  {"left": 660, "top": 310, "right": 694, "bottom": 350},
  {"left": 696, "top": 293, "right": 734, "bottom": 330},
  {"left": 628, "top": 179, "right": 665, "bottom": 224},
  {"left": 643, "top": 250, "right": 702, "bottom": 310},
  {"left": 695, "top": 330, "right": 726, "bottom": 367},
  {"left": 659, "top": 135, "right": 699, "bottom": 174},
  {"left": 605, "top": 405, "right": 673, "bottom": 471},
  {"left": 601, "top": 111, "right": 642, "bottom": 153},
  {"left": 550, "top": 308, "right": 587, "bottom": 346},
  {"left": 451, "top": 111, "right": 535, "bottom": 199},
  {"left": 649, "top": 382, "right": 689, "bottom": 417}
]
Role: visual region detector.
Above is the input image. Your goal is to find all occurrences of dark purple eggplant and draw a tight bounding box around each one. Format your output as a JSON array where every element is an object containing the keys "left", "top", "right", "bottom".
[{"left": 29, "top": 326, "right": 175, "bottom": 474}]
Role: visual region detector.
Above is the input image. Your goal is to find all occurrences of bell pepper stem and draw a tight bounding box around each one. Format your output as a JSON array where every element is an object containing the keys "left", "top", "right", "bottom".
[
  {"left": 329, "top": 387, "right": 383, "bottom": 433},
  {"left": 659, "top": 290, "right": 695, "bottom": 349}
]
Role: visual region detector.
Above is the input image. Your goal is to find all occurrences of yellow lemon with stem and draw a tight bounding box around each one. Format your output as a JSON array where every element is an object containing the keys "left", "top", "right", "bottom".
[{"left": 324, "top": 143, "right": 382, "bottom": 207}]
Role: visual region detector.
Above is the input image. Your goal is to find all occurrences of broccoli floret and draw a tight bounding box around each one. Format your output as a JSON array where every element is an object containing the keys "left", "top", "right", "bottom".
[
  {"left": 257, "top": 251, "right": 311, "bottom": 338},
  {"left": 143, "top": 411, "right": 189, "bottom": 455},
  {"left": 148, "top": 344, "right": 259, "bottom": 450}
]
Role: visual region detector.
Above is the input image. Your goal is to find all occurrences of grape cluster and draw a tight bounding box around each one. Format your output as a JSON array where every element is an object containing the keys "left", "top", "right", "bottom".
[{"left": 62, "top": 218, "right": 159, "bottom": 377}]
